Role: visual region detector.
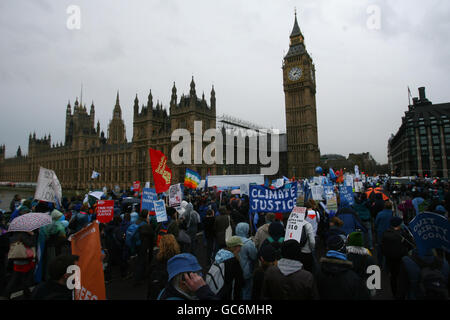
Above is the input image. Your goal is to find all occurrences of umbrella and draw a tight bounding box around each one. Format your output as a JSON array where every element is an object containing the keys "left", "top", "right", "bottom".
[
  {"left": 366, "top": 187, "right": 389, "bottom": 201},
  {"left": 7, "top": 212, "right": 52, "bottom": 232}
]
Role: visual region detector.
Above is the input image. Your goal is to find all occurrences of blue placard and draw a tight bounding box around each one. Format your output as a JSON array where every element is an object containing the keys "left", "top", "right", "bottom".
[
  {"left": 249, "top": 183, "right": 297, "bottom": 213},
  {"left": 141, "top": 188, "right": 157, "bottom": 212},
  {"left": 154, "top": 200, "right": 168, "bottom": 222},
  {"left": 408, "top": 212, "right": 450, "bottom": 256},
  {"left": 339, "top": 185, "right": 355, "bottom": 207}
]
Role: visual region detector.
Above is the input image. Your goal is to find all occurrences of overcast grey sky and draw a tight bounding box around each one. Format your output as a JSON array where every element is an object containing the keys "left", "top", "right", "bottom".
[{"left": 0, "top": 0, "right": 449, "bottom": 164}]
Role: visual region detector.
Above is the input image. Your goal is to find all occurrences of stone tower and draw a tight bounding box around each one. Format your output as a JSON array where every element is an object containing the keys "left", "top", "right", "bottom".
[{"left": 282, "top": 12, "right": 320, "bottom": 178}]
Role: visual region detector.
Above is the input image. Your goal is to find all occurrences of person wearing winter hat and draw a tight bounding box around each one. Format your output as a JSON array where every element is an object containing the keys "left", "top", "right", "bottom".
[
  {"left": 258, "top": 222, "right": 285, "bottom": 261},
  {"left": 254, "top": 212, "right": 276, "bottom": 250},
  {"left": 252, "top": 243, "right": 278, "bottom": 300},
  {"left": 315, "top": 235, "right": 370, "bottom": 300},
  {"left": 262, "top": 240, "right": 318, "bottom": 300},
  {"left": 208, "top": 236, "right": 244, "bottom": 300},
  {"left": 380, "top": 216, "right": 415, "bottom": 298},
  {"left": 158, "top": 253, "right": 219, "bottom": 300},
  {"left": 346, "top": 232, "right": 377, "bottom": 296},
  {"left": 235, "top": 222, "right": 258, "bottom": 300}
]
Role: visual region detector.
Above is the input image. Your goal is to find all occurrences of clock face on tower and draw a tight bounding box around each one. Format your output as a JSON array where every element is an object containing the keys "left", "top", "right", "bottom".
[{"left": 288, "top": 67, "right": 302, "bottom": 81}]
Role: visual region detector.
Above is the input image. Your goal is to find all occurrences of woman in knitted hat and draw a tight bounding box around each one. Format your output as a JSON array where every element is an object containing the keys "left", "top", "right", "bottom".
[{"left": 346, "top": 231, "right": 377, "bottom": 296}]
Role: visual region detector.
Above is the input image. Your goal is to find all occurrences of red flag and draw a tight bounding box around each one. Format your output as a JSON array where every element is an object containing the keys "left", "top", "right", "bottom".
[{"left": 149, "top": 148, "right": 172, "bottom": 193}]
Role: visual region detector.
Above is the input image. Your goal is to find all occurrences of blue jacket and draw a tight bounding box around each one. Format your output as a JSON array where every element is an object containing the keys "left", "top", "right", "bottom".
[
  {"left": 235, "top": 223, "right": 258, "bottom": 280},
  {"left": 336, "top": 207, "right": 367, "bottom": 235},
  {"left": 374, "top": 209, "right": 393, "bottom": 241}
]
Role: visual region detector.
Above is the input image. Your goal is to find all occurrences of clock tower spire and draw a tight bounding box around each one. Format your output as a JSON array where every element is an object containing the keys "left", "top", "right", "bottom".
[{"left": 283, "top": 12, "right": 320, "bottom": 178}]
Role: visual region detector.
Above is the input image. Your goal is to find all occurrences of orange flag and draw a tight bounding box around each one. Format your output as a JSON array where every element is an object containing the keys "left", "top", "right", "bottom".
[
  {"left": 149, "top": 148, "right": 172, "bottom": 193},
  {"left": 71, "top": 222, "right": 106, "bottom": 300}
]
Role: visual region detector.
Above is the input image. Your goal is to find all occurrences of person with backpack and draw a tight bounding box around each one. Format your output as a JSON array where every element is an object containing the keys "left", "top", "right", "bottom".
[
  {"left": 397, "top": 248, "right": 449, "bottom": 300},
  {"left": 353, "top": 193, "right": 374, "bottom": 250},
  {"left": 258, "top": 221, "right": 285, "bottom": 261},
  {"left": 253, "top": 213, "right": 276, "bottom": 250},
  {"left": 252, "top": 243, "right": 278, "bottom": 300},
  {"left": 346, "top": 231, "right": 377, "bottom": 297},
  {"left": 262, "top": 239, "right": 318, "bottom": 300},
  {"left": 315, "top": 235, "right": 371, "bottom": 300},
  {"left": 213, "top": 206, "right": 234, "bottom": 254},
  {"left": 126, "top": 210, "right": 155, "bottom": 286},
  {"left": 147, "top": 234, "right": 180, "bottom": 299},
  {"left": 381, "top": 217, "right": 416, "bottom": 298},
  {"left": 206, "top": 236, "right": 244, "bottom": 300},
  {"left": 235, "top": 222, "right": 258, "bottom": 300},
  {"left": 157, "top": 253, "right": 219, "bottom": 300}
]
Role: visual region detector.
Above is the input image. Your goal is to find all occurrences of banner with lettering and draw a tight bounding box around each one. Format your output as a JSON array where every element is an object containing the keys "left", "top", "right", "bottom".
[
  {"left": 96, "top": 200, "right": 114, "bottom": 224},
  {"left": 149, "top": 148, "right": 172, "bottom": 194},
  {"left": 154, "top": 200, "right": 168, "bottom": 223},
  {"left": 408, "top": 212, "right": 450, "bottom": 256},
  {"left": 141, "top": 188, "right": 158, "bottom": 213},
  {"left": 70, "top": 222, "right": 106, "bottom": 300},
  {"left": 34, "top": 167, "right": 62, "bottom": 206},
  {"left": 310, "top": 185, "right": 324, "bottom": 201},
  {"left": 285, "top": 206, "right": 307, "bottom": 242},
  {"left": 168, "top": 184, "right": 183, "bottom": 208},
  {"left": 339, "top": 185, "right": 355, "bottom": 207},
  {"left": 133, "top": 181, "right": 141, "bottom": 192},
  {"left": 249, "top": 183, "right": 297, "bottom": 213}
]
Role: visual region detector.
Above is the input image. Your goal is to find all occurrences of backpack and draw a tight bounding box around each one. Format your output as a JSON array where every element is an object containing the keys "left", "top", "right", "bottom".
[
  {"left": 125, "top": 221, "right": 146, "bottom": 255},
  {"left": 412, "top": 256, "right": 448, "bottom": 300},
  {"left": 205, "top": 262, "right": 226, "bottom": 295},
  {"left": 267, "top": 236, "right": 285, "bottom": 260}
]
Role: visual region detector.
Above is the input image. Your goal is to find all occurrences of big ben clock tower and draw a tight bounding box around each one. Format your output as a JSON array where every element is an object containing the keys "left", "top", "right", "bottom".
[{"left": 283, "top": 12, "right": 320, "bottom": 178}]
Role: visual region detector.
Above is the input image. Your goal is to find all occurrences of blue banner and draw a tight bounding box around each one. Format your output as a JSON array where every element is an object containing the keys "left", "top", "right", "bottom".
[
  {"left": 408, "top": 212, "right": 450, "bottom": 256},
  {"left": 249, "top": 183, "right": 298, "bottom": 213},
  {"left": 141, "top": 188, "right": 157, "bottom": 212},
  {"left": 339, "top": 185, "right": 355, "bottom": 207}
]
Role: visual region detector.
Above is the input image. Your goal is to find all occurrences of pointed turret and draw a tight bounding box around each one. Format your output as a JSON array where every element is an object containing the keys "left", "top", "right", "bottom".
[
  {"left": 171, "top": 82, "right": 177, "bottom": 105},
  {"left": 147, "top": 90, "right": 153, "bottom": 108},
  {"left": 113, "top": 90, "right": 122, "bottom": 119},
  {"left": 290, "top": 10, "right": 303, "bottom": 39},
  {"left": 190, "top": 76, "right": 196, "bottom": 98},
  {"left": 134, "top": 94, "right": 139, "bottom": 115},
  {"left": 210, "top": 85, "right": 216, "bottom": 109}
]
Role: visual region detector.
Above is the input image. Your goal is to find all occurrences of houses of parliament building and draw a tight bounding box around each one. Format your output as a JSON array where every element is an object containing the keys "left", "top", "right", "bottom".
[{"left": 0, "top": 13, "right": 320, "bottom": 190}]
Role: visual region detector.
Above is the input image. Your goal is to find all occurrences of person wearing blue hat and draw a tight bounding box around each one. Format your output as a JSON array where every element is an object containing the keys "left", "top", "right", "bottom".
[{"left": 157, "top": 253, "right": 219, "bottom": 300}]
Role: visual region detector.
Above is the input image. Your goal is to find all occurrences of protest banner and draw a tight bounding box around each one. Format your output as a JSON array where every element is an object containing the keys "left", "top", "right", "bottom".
[
  {"left": 70, "top": 222, "right": 106, "bottom": 300},
  {"left": 355, "top": 165, "right": 360, "bottom": 178},
  {"left": 310, "top": 185, "right": 324, "bottom": 201},
  {"left": 149, "top": 148, "right": 172, "bottom": 193},
  {"left": 169, "top": 184, "right": 183, "bottom": 207},
  {"left": 296, "top": 188, "right": 305, "bottom": 207},
  {"left": 249, "top": 183, "right": 297, "bottom": 213},
  {"left": 339, "top": 185, "right": 355, "bottom": 207},
  {"left": 313, "top": 177, "right": 321, "bottom": 185},
  {"left": 141, "top": 188, "right": 157, "bottom": 212},
  {"left": 285, "top": 207, "right": 307, "bottom": 242},
  {"left": 133, "top": 181, "right": 141, "bottom": 192},
  {"left": 240, "top": 183, "right": 249, "bottom": 196},
  {"left": 154, "top": 200, "right": 168, "bottom": 223},
  {"left": 34, "top": 167, "right": 62, "bottom": 205},
  {"left": 326, "top": 192, "right": 338, "bottom": 212},
  {"left": 96, "top": 200, "right": 114, "bottom": 224},
  {"left": 408, "top": 212, "right": 450, "bottom": 256},
  {"left": 354, "top": 181, "right": 364, "bottom": 193}
]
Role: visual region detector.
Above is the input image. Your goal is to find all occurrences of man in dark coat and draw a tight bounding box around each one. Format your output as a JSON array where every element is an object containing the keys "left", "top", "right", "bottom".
[
  {"left": 213, "top": 206, "right": 233, "bottom": 253},
  {"left": 31, "top": 255, "right": 79, "bottom": 300},
  {"left": 380, "top": 217, "right": 415, "bottom": 298},
  {"left": 262, "top": 240, "right": 318, "bottom": 300},
  {"left": 316, "top": 235, "right": 371, "bottom": 300},
  {"left": 133, "top": 210, "right": 155, "bottom": 286}
]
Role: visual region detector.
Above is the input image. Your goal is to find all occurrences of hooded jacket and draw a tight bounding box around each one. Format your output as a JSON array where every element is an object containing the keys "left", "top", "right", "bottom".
[
  {"left": 262, "top": 258, "right": 318, "bottom": 300},
  {"left": 235, "top": 223, "right": 258, "bottom": 280},
  {"left": 316, "top": 252, "right": 370, "bottom": 300},
  {"left": 213, "top": 249, "right": 244, "bottom": 300},
  {"left": 346, "top": 246, "right": 376, "bottom": 280},
  {"left": 254, "top": 223, "right": 270, "bottom": 250}
]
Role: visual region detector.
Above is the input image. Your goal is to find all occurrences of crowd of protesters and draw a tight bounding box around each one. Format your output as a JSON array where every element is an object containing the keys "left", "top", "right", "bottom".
[{"left": 0, "top": 176, "right": 449, "bottom": 300}]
